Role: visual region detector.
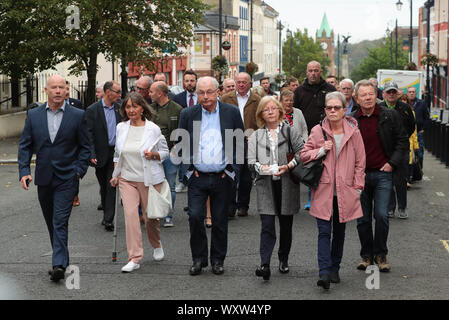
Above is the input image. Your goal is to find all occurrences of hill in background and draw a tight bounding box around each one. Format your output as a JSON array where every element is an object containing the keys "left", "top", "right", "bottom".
[{"left": 346, "top": 38, "right": 384, "bottom": 76}]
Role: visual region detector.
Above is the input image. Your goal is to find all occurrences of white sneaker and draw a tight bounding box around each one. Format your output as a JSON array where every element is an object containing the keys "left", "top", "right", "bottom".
[
  {"left": 153, "top": 247, "right": 165, "bottom": 261},
  {"left": 175, "top": 183, "right": 187, "bottom": 193},
  {"left": 121, "top": 261, "right": 140, "bottom": 273},
  {"left": 398, "top": 209, "right": 408, "bottom": 219}
]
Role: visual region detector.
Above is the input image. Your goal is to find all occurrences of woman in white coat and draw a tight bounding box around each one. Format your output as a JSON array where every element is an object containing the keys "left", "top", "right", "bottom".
[{"left": 110, "top": 92, "right": 169, "bottom": 273}]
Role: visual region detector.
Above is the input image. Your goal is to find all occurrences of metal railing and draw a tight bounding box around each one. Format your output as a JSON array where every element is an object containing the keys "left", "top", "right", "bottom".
[{"left": 425, "top": 109, "right": 449, "bottom": 168}]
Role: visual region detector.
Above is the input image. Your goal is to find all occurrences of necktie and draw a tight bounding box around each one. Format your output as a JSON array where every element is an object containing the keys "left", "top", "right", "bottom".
[{"left": 189, "top": 94, "right": 194, "bottom": 107}]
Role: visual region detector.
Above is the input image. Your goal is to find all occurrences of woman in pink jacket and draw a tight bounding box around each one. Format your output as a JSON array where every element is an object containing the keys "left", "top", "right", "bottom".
[{"left": 300, "top": 91, "right": 366, "bottom": 290}]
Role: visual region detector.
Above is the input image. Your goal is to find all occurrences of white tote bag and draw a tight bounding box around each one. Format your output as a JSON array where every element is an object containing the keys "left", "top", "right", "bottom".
[{"left": 146, "top": 136, "right": 172, "bottom": 219}]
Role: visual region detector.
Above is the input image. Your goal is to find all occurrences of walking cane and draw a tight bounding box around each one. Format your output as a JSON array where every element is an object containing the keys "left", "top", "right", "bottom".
[{"left": 112, "top": 186, "right": 119, "bottom": 262}]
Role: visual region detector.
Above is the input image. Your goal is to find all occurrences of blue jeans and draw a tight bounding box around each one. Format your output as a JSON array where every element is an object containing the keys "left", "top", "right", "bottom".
[
  {"left": 163, "top": 157, "right": 179, "bottom": 219},
  {"left": 178, "top": 163, "right": 188, "bottom": 184},
  {"left": 357, "top": 170, "right": 393, "bottom": 258},
  {"left": 316, "top": 197, "right": 346, "bottom": 276},
  {"left": 229, "top": 163, "right": 253, "bottom": 212}
]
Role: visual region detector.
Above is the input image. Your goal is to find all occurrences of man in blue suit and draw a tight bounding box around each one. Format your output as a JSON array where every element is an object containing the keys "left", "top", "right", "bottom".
[
  {"left": 176, "top": 76, "right": 245, "bottom": 276},
  {"left": 18, "top": 75, "right": 90, "bottom": 282}
]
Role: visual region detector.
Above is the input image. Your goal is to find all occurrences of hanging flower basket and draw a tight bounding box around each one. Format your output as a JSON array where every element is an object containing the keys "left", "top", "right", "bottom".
[
  {"left": 420, "top": 53, "right": 438, "bottom": 67},
  {"left": 211, "top": 55, "right": 229, "bottom": 75},
  {"left": 245, "top": 61, "right": 259, "bottom": 76}
]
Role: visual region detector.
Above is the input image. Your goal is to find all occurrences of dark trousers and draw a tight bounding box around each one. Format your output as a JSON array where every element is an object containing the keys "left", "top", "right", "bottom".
[
  {"left": 357, "top": 170, "right": 392, "bottom": 258},
  {"left": 316, "top": 196, "right": 346, "bottom": 276},
  {"left": 388, "top": 155, "right": 408, "bottom": 212},
  {"left": 259, "top": 180, "right": 293, "bottom": 266},
  {"left": 187, "top": 172, "right": 232, "bottom": 265},
  {"left": 37, "top": 175, "right": 79, "bottom": 268},
  {"left": 230, "top": 163, "right": 252, "bottom": 212},
  {"left": 95, "top": 147, "right": 116, "bottom": 224}
]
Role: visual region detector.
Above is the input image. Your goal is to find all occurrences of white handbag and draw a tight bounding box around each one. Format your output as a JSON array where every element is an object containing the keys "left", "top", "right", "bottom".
[{"left": 146, "top": 135, "right": 172, "bottom": 219}]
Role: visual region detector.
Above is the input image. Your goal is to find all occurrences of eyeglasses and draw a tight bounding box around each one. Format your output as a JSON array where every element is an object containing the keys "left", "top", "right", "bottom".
[
  {"left": 136, "top": 86, "right": 149, "bottom": 91},
  {"left": 110, "top": 88, "right": 122, "bottom": 94},
  {"left": 197, "top": 90, "right": 217, "bottom": 96},
  {"left": 325, "top": 106, "right": 344, "bottom": 111},
  {"left": 262, "top": 107, "right": 279, "bottom": 113}
]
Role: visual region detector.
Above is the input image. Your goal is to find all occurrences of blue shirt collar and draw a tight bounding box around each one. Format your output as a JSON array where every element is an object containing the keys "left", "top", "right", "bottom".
[
  {"left": 201, "top": 101, "right": 220, "bottom": 114},
  {"left": 45, "top": 102, "right": 66, "bottom": 112},
  {"left": 102, "top": 98, "right": 114, "bottom": 109}
]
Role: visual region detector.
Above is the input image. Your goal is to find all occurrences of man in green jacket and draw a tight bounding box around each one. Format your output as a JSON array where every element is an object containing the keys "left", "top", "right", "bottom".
[{"left": 150, "top": 81, "right": 183, "bottom": 227}]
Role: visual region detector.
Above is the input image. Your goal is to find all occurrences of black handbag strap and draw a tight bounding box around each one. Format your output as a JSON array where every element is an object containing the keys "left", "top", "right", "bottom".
[{"left": 286, "top": 122, "right": 327, "bottom": 154}]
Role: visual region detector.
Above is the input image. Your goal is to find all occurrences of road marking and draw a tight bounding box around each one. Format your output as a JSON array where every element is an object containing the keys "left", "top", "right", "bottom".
[
  {"left": 436, "top": 192, "right": 445, "bottom": 197},
  {"left": 441, "top": 240, "right": 449, "bottom": 254},
  {"left": 423, "top": 176, "right": 430, "bottom": 181}
]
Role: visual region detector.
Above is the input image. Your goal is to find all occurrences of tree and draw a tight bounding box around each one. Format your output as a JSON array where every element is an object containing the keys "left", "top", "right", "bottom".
[
  {"left": 282, "top": 29, "right": 330, "bottom": 81},
  {"left": 0, "top": 1, "right": 62, "bottom": 107},
  {"left": 350, "top": 36, "right": 408, "bottom": 82},
  {"left": 39, "top": 0, "right": 207, "bottom": 105}
]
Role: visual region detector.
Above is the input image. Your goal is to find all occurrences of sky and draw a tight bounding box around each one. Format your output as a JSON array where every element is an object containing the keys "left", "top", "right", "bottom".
[{"left": 271, "top": 0, "right": 427, "bottom": 44}]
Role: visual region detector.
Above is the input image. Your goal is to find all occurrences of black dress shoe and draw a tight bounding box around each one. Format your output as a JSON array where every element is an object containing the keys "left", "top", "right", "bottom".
[
  {"left": 228, "top": 209, "right": 236, "bottom": 219},
  {"left": 279, "top": 261, "right": 289, "bottom": 274},
  {"left": 255, "top": 265, "right": 271, "bottom": 280},
  {"left": 189, "top": 262, "right": 207, "bottom": 276},
  {"left": 211, "top": 263, "right": 224, "bottom": 275},
  {"left": 97, "top": 204, "right": 103, "bottom": 211},
  {"left": 49, "top": 266, "right": 65, "bottom": 282},
  {"left": 330, "top": 271, "right": 340, "bottom": 283},
  {"left": 317, "top": 273, "right": 331, "bottom": 290},
  {"left": 104, "top": 222, "right": 114, "bottom": 231}
]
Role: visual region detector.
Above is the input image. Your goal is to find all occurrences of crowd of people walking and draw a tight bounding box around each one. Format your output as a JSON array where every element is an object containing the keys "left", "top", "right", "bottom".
[{"left": 17, "top": 59, "right": 429, "bottom": 291}]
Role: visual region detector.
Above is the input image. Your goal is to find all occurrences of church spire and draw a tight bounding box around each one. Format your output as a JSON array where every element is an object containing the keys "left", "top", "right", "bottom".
[{"left": 317, "top": 13, "right": 331, "bottom": 38}]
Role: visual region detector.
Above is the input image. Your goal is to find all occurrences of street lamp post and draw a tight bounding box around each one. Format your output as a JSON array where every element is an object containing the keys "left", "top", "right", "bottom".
[
  {"left": 387, "top": 27, "right": 393, "bottom": 69},
  {"left": 425, "top": 0, "right": 434, "bottom": 109},
  {"left": 396, "top": 0, "right": 413, "bottom": 63},
  {"left": 277, "top": 21, "right": 283, "bottom": 74},
  {"left": 395, "top": 18, "right": 398, "bottom": 69},
  {"left": 287, "top": 29, "right": 292, "bottom": 75}
]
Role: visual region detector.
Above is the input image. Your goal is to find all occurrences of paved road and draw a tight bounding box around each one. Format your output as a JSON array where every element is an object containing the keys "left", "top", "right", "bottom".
[{"left": 0, "top": 152, "right": 448, "bottom": 301}]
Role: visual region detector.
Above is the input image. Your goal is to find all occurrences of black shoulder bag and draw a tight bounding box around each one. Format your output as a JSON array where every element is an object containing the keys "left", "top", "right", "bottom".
[{"left": 289, "top": 124, "right": 328, "bottom": 190}]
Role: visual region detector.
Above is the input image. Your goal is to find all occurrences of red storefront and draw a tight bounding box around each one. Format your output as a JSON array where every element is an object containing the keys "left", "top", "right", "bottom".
[{"left": 128, "top": 55, "right": 188, "bottom": 86}]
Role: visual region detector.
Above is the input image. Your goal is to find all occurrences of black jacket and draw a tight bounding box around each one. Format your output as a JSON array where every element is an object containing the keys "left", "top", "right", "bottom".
[
  {"left": 85, "top": 101, "right": 122, "bottom": 168},
  {"left": 379, "top": 100, "right": 415, "bottom": 138},
  {"left": 411, "top": 98, "right": 430, "bottom": 132},
  {"left": 351, "top": 105, "right": 409, "bottom": 170},
  {"left": 293, "top": 77, "right": 336, "bottom": 133}
]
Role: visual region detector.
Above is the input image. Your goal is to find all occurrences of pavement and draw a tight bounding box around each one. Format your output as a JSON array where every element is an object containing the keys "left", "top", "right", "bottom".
[
  {"left": 0, "top": 136, "right": 449, "bottom": 304},
  {"left": 0, "top": 136, "right": 22, "bottom": 164}
]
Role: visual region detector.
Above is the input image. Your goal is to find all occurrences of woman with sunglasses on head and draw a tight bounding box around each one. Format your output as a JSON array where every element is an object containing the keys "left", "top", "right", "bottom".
[{"left": 300, "top": 91, "right": 366, "bottom": 290}]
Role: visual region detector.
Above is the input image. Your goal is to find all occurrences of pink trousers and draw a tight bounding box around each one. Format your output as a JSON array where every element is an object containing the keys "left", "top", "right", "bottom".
[{"left": 119, "top": 178, "right": 161, "bottom": 263}]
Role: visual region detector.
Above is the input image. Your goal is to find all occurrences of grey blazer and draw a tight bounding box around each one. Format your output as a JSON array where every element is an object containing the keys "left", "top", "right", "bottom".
[{"left": 248, "top": 122, "right": 303, "bottom": 216}]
